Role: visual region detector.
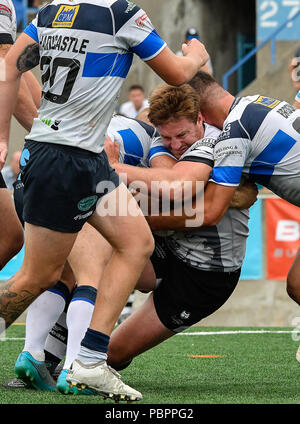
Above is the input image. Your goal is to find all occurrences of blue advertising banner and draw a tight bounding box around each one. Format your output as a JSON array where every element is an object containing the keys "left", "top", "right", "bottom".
[
  {"left": 0, "top": 246, "right": 24, "bottom": 281},
  {"left": 257, "top": 0, "right": 300, "bottom": 41},
  {"left": 241, "top": 199, "right": 263, "bottom": 280}
]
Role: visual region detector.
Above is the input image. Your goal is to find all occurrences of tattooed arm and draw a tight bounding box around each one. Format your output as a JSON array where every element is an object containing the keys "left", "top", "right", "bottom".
[{"left": 0, "top": 34, "right": 40, "bottom": 167}]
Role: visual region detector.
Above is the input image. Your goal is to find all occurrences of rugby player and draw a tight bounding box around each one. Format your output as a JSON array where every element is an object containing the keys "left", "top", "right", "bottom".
[
  {"left": 0, "top": 0, "right": 41, "bottom": 269},
  {"left": 8, "top": 113, "right": 176, "bottom": 393},
  {"left": 0, "top": 0, "right": 209, "bottom": 401},
  {"left": 100, "top": 84, "right": 255, "bottom": 371}
]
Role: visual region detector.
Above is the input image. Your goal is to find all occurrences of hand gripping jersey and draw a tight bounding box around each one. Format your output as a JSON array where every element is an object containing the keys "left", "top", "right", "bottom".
[
  {"left": 107, "top": 115, "right": 174, "bottom": 167},
  {"left": 23, "top": 0, "right": 167, "bottom": 153},
  {"left": 0, "top": 0, "right": 16, "bottom": 44},
  {"left": 210, "top": 95, "right": 300, "bottom": 206},
  {"left": 165, "top": 124, "right": 249, "bottom": 273}
]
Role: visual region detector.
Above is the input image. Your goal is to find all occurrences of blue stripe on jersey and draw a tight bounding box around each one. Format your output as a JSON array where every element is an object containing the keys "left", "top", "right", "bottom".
[
  {"left": 111, "top": 0, "right": 141, "bottom": 33},
  {"left": 296, "top": 91, "right": 300, "bottom": 102},
  {"left": 240, "top": 102, "right": 273, "bottom": 140},
  {"left": 24, "top": 23, "right": 39, "bottom": 42},
  {"left": 118, "top": 129, "right": 144, "bottom": 159},
  {"left": 211, "top": 166, "right": 244, "bottom": 185},
  {"left": 249, "top": 130, "right": 297, "bottom": 176},
  {"left": 82, "top": 52, "right": 133, "bottom": 78},
  {"left": 38, "top": 3, "right": 114, "bottom": 34},
  {"left": 149, "top": 146, "right": 170, "bottom": 159},
  {"left": 130, "top": 30, "right": 165, "bottom": 60},
  {"left": 124, "top": 155, "right": 141, "bottom": 166}
]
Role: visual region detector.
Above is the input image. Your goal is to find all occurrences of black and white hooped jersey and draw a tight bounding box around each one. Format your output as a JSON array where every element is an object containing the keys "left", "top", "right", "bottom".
[
  {"left": 165, "top": 124, "right": 249, "bottom": 273},
  {"left": 107, "top": 115, "right": 175, "bottom": 167},
  {"left": 296, "top": 90, "right": 300, "bottom": 105},
  {"left": 0, "top": 0, "right": 16, "bottom": 44},
  {"left": 23, "top": 0, "right": 167, "bottom": 153},
  {"left": 210, "top": 95, "right": 300, "bottom": 206}
]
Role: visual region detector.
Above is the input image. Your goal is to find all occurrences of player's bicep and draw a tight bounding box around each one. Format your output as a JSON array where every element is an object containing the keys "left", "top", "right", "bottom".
[
  {"left": 150, "top": 154, "right": 177, "bottom": 169},
  {"left": 2, "top": 33, "right": 39, "bottom": 81},
  {"left": 203, "top": 182, "right": 237, "bottom": 226},
  {"left": 173, "top": 160, "right": 212, "bottom": 185}
]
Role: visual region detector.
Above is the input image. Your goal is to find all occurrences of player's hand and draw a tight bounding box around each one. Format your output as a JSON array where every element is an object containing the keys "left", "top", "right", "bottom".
[
  {"left": 104, "top": 135, "right": 120, "bottom": 165},
  {"left": 0, "top": 142, "right": 8, "bottom": 171},
  {"left": 230, "top": 181, "right": 258, "bottom": 209},
  {"left": 182, "top": 39, "right": 209, "bottom": 68}
]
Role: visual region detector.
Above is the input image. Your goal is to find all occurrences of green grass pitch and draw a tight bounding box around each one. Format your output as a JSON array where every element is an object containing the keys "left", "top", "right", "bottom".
[{"left": 0, "top": 325, "right": 299, "bottom": 404}]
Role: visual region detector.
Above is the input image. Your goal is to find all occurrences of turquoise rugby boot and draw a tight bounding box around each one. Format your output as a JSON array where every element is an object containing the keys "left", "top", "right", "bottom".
[
  {"left": 57, "top": 369, "right": 94, "bottom": 395},
  {"left": 14, "top": 352, "right": 56, "bottom": 391}
]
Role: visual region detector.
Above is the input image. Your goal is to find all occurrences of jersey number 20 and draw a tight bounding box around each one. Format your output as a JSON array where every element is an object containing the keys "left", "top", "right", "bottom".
[{"left": 41, "top": 56, "right": 80, "bottom": 104}]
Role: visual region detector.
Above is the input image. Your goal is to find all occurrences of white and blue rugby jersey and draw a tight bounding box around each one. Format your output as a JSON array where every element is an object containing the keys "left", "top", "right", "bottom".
[
  {"left": 23, "top": 0, "right": 167, "bottom": 153},
  {"left": 210, "top": 95, "right": 300, "bottom": 206},
  {"left": 107, "top": 115, "right": 174, "bottom": 167},
  {"left": 296, "top": 90, "right": 300, "bottom": 104},
  {"left": 165, "top": 124, "right": 249, "bottom": 272},
  {"left": 0, "top": 0, "right": 16, "bottom": 44}
]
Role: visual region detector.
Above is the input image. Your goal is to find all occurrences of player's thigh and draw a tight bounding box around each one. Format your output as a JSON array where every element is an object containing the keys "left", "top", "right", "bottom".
[
  {"left": 0, "top": 188, "right": 23, "bottom": 248},
  {"left": 135, "top": 259, "right": 157, "bottom": 292},
  {"left": 287, "top": 248, "right": 300, "bottom": 292},
  {"left": 108, "top": 293, "right": 173, "bottom": 366},
  {"left": 21, "top": 223, "right": 78, "bottom": 288},
  {"left": 67, "top": 222, "right": 113, "bottom": 288},
  {"left": 89, "top": 183, "right": 154, "bottom": 256}
]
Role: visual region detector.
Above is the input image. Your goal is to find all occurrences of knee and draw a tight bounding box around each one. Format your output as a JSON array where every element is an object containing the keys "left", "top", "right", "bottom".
[{"left": 0, "top": 229, "right": 24, "bottom": 268}]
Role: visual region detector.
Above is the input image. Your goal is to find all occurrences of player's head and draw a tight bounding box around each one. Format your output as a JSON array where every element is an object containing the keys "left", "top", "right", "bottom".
[
  {"left": 185, "top": 28, "right": 199, "bottom": 43},
  {"left": 149, "top": 84, "right": 204, "bottom": 158},
  {"left": 128, "top": 85, "right": 146, "bottom": 111},
  {"left": 188, "top": 71, "right": 233, "bottom": 128}
]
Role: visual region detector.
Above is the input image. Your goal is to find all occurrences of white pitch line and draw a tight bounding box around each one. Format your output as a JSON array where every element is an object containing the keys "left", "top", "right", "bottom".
[
  {"left": 0, "top": 338, "right": 25, "bottom": 341},
  {"left": 178, "top": 330, "right": 294, "bottom": 336}
]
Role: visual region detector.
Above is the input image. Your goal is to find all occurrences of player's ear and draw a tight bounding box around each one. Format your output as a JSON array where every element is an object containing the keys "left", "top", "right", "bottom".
[{"left": 197, "top": 111, "right": 204, "bottom": 125}]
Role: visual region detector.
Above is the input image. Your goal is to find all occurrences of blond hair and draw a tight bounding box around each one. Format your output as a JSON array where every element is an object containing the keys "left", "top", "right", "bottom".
[{"left": 148, "top": 84, "right": 200, "bottom": 127}]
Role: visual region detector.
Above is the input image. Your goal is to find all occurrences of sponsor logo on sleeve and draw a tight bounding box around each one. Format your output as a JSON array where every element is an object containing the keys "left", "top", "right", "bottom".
[
  {"left": 52, "top": 5, "right": 80, "bottom": 28},
  {"left": 190, "top": 138, "right": 217, "bottom": 151},
  {"left": 277, "top": 103, "right": 296, "bottom": 119},
  {"left": 0, "top": 4, "right": 12, "bottom": 21},
  {"left": 135, "top": 13, "right": 148, "bottom": 27},
  {"left": 253, "top": 96, "right": 280, "bottom": 109}
]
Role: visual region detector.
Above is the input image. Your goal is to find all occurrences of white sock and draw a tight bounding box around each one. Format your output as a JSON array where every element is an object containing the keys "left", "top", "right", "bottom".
[
  {"left": 64, "top": 298, "right": 94, "bottom": 369},
  {"left": 23, "top": 290, "right": 66, "bottom": 362}
]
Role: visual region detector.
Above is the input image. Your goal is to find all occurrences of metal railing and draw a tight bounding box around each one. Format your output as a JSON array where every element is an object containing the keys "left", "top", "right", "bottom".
[{"left": 223, "top": 9, "right": 300, "bottom": 91}]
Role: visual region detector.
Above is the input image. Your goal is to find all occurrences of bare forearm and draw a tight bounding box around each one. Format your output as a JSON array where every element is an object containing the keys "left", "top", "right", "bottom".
[
  {"left": 13, "top": 74, "right": 38, "bottom": 132},
  {"left": 23, "top": 70, "right": 41, "bottom": 109}
]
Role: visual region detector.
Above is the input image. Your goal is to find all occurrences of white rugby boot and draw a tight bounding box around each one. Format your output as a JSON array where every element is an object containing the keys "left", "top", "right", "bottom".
[
  {"left": 66, "top": 360, "right": 142, "bottom": 402},
  {"left": 296, "top": 345, "right": 300, "bottom": 364}
]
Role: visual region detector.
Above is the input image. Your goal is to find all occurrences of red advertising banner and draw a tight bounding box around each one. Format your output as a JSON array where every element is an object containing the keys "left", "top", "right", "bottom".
[{"left": 266, "top": 198, "right": 300, "bottom": 281}]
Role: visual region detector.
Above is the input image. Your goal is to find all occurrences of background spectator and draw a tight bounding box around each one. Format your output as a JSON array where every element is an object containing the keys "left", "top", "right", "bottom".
[
  {"left": 119, "top": 85, "right": 149, "bottom": 118},
  {"left": 2, "top": 151, "right": 21, "bottom": 191}
]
